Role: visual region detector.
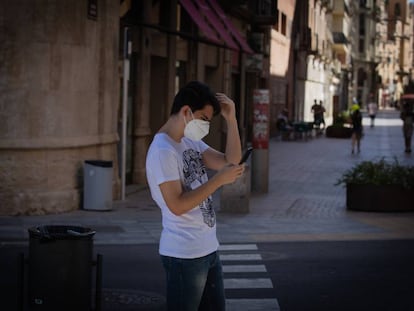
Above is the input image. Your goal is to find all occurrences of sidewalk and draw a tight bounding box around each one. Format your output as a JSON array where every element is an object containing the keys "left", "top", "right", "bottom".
[{"left": 1, "top": 109, "right": 414, "bottom": 247}]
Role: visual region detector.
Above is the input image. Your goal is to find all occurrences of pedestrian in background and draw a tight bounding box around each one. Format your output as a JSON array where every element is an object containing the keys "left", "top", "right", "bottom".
[
  {"left": 400, "top": 97, "right": 414, "bottom": 153},
  {"left": 146, "top": 81, "right": 244, "bottom": 310},
  {"left": 351, "top": 104, "right": 363, "bottom": 154},
  {"left": 311, "top": 99, "right": 321, "bottom": 127},
  {"left": 319, "top": 100, "right": 326, "bottom": 130},
  {"left": 367, "top": 94, "right": 378, "bottom": 128},
  {"left": 311, "top": 99, "right": 325, "bottom": 134}
]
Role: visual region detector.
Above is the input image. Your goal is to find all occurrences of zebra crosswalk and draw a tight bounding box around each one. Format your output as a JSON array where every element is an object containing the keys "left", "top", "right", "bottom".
[{"left": 219, "top": 243, "right": 281, "bottom": 311}]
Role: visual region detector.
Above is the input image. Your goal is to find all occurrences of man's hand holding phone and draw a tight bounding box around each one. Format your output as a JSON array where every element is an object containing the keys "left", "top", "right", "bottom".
[{"left": 239, "top": 147, "right": 253, "bottom": 165}]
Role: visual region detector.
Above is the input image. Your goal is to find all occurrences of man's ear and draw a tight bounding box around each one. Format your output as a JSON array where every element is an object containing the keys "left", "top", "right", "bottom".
[{"left": 180, "top": 105, "right": 191, "bottom": 116}]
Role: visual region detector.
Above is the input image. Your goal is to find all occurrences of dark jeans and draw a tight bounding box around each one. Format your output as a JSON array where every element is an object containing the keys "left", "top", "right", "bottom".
[
  {"left": 161, "top": 251, "right": 225, "bottom": 311},
  {"left": 314, "top": 116, "right": 325, "bottom": 129}
]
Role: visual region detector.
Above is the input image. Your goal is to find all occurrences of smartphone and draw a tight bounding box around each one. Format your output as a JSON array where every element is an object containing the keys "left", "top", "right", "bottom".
[{"left": 239, "top": 147, "right": 253, "bottom": 164}]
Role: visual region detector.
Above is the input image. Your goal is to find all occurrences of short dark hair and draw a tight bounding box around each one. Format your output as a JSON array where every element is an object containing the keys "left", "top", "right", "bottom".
[{"left": 170, "top": 81, "right": 221, "bottom": 116}]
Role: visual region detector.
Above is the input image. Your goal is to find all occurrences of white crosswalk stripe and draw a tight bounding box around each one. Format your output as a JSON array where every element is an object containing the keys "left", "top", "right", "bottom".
[
  {"left": 220, "top": 253, "right": 262, "bottom": 261},
  {"left": 219, "top": 244, "right": 258, "bottom": 251},
  {"left": 222, "top": 264, "right": 267, "bottom": 273},
  {"left": 224, "top": 278, "right": 274, "bottom": 289},
  {"left": 220, "top": 244, "right": 280, "bottom": 311},
  {"left": 226, "top": 299, "right": 281, "bottom": 311}
]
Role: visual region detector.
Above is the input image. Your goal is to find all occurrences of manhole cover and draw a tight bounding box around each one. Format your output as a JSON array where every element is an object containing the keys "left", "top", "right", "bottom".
[{"left": 102, "top": 288, "right": 165, "bottom": 311}]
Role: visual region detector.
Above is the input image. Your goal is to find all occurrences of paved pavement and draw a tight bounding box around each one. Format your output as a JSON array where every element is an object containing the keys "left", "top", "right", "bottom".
[{"left": 1, "top": 109, "right": 414, "bottom": 247}]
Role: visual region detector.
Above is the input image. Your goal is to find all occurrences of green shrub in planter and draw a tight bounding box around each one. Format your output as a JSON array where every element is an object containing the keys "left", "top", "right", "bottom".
[
  {"left": 325, "top": 125, "right": 353, "bottom": 138},
  {"left": 336, "top": 159, "right": 414, "bottom": 189},
  {"left": 336, "top": 159, "right": 414, "bottom": 211},
  {"left": 326, "top": 110, "right": 353, "bottom": 138},
  {"left": 333, "top": 110, "right": 351, "bottom": 127}
]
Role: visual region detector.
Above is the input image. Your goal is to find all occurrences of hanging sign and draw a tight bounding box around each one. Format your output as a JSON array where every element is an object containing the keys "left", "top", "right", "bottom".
[{"left": 252, "top": 89, "right": 270, "bottom": 149}]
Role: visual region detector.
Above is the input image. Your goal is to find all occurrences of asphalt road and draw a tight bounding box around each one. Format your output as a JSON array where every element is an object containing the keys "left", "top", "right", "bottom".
[{"left": 2, "top": 239, "right": 414, "bottom": 311}]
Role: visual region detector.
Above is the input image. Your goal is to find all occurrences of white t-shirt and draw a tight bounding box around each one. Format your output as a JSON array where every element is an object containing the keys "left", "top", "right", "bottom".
[
  {"left": 146, "top": 133, "right": 219, "bottom": 258},
  {"left": 368, "top": 102, "right": 378, "bottom": 116}
]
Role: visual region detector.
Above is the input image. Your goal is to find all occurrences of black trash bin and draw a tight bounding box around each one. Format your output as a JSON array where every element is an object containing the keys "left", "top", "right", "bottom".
[{"left": 27, "top": 225, "right": 98, "bottom": 311}]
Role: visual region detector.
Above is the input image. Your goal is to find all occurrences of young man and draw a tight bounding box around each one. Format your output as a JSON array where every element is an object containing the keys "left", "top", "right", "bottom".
[{"left": 146, "top": 81, "right": 244, "bottom": 310}]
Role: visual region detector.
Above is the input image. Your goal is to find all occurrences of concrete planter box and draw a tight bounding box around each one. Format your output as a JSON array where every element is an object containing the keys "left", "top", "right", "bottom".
[
  {"left": 220, "top": 165, "right": 251, "bottom": 213},
  {"left": 326, "top": 126, "right": 353, "bottom": 138},
  {"left": 346, "top": 183, "right": 414, "bottom": 212}
]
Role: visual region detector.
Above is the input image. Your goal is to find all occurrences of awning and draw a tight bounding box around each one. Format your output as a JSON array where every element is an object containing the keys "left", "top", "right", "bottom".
[
  {"left": 178, "top": 0, "right": 254, "bottom": 54},
  {"left": 197, "top": 0, "right": 239, "bottom": 50},
  {"left": 179, "top": 0, "right": 222, "bottom": 44},
  {"left": 208, "top": 0, "right": 254, "bottom": 54}
]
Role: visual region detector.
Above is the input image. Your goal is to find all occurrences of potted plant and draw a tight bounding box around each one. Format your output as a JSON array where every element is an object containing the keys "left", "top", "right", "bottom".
[
  {"left": 325, "top": 110, "right": 353, "bottom": 138},
  {"left": 336, "top": 159, "right": 414, "bottom": 211}
]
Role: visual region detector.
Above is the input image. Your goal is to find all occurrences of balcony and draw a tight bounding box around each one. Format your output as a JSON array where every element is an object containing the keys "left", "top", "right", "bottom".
[
  {"left": 321, "top": 0, "right": 333, "bottom": 11},
  {"left": 296, "top": 27, "right": 324, "bottom": 56},
  {"left": 224, "top": 0, "right": 278, "bottom": 25},
  {"left": 296, "top": 26, "right": 311, "bottom": 52},
  {"left": 332, "top": 32, "right": 349, "bottom": 54}
]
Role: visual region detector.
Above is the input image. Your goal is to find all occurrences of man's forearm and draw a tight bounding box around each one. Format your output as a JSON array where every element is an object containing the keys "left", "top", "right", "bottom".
[
  {"left": 224, "top": 118, "right": 242, "bottom": 164},
  {"left": 162, "top": 163, "right": 244, "bottom": 216}
]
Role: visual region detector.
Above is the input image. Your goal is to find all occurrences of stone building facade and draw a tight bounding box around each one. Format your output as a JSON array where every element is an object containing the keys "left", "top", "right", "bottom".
[
  {"left": 0, "top": 0, "right": 274, "bottom": 215},
  {"left": 0, "top": 0, "right": 120, "bottom": 215},
  {"left": 1, "top": 0, "right": 412, "bottom": 215}
]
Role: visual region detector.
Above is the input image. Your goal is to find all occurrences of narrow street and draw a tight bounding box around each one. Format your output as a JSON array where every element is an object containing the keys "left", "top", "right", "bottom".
[{"left": 1, "top": 109, "right": 414, "bottom": 310}]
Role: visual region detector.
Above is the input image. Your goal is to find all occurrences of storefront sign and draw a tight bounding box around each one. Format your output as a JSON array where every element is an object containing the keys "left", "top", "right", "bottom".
[{"left": 252, "top": 89, "right": 270, "bottom": 149}]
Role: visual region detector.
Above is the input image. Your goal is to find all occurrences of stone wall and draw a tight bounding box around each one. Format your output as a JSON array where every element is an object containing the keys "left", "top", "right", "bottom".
[{"left": 0, "top": 0, "right": 120, "bottom": 215}]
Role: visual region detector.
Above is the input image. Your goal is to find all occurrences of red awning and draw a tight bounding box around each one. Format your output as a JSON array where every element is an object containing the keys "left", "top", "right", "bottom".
[
  {"left": 208, "top": 0, "right": 254, "bottom": 54},
  {"left": 197, "top": 0, "right": 239, "bottom": 51},
  {"left": 179, "top": 0, "right": 222, "bottom": 44},
  {"left": 178, "top": 0, "right": 254, "bottom": 54}
]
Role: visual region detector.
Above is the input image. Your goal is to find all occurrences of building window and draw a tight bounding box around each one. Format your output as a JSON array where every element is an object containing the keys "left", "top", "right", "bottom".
[
  {"left": 273, "top": 9, "right": 279, "bottom": 31},
  {"left": 256, "top": 0, "right": 272, "bottom": 15},
  {"left": 281, "top": 13, "right": 286, "bottom": 36},
  {"left": 359, "top": 14, "right": 365, "bottom": 36},
  {"left": 395, "top": 3, "right": 401, "bottom": 17},
  {"left": 359, "top": 38, "right": 365, "bottom": 53},
  {"left": 178, "top": 4, "right": 191, "bottom": 33}
]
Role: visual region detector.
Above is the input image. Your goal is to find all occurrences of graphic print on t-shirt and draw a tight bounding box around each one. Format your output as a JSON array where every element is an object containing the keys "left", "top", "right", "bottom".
[{"left": 182, "top": 149, "right": 215, "bottom": 227}]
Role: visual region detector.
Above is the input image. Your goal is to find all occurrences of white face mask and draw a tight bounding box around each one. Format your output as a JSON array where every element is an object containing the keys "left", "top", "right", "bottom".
[{"left": 183, "top": 110, "right": 210, "bottom": 141}]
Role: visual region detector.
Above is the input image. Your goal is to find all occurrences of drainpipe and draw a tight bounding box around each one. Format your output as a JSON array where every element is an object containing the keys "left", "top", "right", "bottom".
[{"left": 121, "top": 28, "right": 131, "bottom": 200}]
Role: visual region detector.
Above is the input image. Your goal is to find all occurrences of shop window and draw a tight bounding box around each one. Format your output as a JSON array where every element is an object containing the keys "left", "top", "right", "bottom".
[{"left": 175, "top": 61, "right": 187, "bottom": 94}]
